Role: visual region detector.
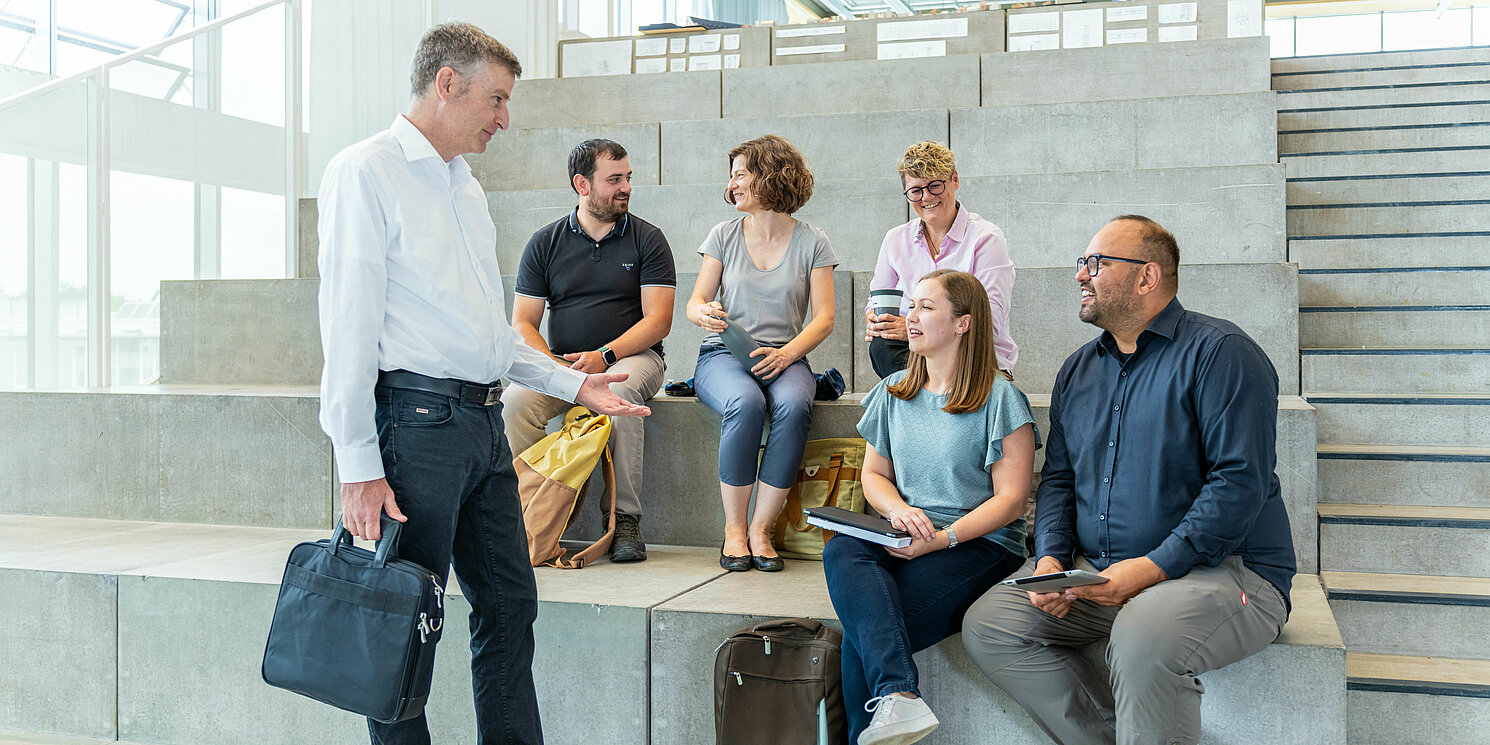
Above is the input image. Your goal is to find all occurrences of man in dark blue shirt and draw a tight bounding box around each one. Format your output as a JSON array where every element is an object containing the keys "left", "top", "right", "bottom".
[
  {"left": 961, "top": 216, "right": 1295, "bottom": 745},
  {"left": 502, "top": 139, "right": 676, "bottom": 562}
]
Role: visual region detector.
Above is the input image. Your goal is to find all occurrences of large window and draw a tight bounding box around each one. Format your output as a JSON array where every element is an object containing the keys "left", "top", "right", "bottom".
[
  {"left": 0, "top": 154, "right": 28, "bottom": 389},
  {"left": 1270, "top": 4, "right": 1490, "bottom": 58}
]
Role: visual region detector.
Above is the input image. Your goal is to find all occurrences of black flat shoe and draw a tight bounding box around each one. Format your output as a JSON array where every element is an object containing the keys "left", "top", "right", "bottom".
[
  {"left": 720, "top": 550, "right": 752, "bottom": 572},
  {"left": 751, "top": 554, "right": 785, "bottom": 572}
]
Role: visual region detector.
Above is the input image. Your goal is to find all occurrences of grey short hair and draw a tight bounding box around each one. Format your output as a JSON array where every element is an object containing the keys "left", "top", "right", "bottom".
[{"left": 410, "top": 22, "right": 522, "bottom": 99}]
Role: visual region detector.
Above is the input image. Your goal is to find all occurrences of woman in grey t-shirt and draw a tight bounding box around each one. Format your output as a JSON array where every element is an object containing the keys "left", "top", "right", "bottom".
[
  {"left": 686, "top": 135, "right": 839, "bottom": 573},
  {"left": 824, "top": 269, "right": 1037, "bottom": 744}
]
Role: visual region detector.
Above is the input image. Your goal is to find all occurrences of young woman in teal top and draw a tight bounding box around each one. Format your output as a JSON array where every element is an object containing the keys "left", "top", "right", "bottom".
[{"left": 823, "top": 269, "right": 1038, "bottom": 745}]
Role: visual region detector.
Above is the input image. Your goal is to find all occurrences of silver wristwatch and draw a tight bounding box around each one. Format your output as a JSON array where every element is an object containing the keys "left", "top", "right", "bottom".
[{"left": 945, "top": 525, "right": 959, "bottom": 548}]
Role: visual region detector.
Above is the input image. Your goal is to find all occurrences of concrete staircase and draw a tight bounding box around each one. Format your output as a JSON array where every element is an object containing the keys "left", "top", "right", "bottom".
[
  {"left": 0, "top": 35, "right": 1351, "bottom": 745},
  {"left": 1275, "top": 45, "right": 1490, "bottom": 745}
]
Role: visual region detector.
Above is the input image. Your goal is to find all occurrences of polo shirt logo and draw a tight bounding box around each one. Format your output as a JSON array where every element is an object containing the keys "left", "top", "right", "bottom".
[{"left": 622, "top": 262, "right": 636, "bottom": 271}]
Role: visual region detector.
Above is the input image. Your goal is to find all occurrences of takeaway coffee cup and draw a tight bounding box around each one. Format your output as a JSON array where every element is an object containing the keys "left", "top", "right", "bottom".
[{"left": 869, "top": 288, "right": 904, "bottom": 317}]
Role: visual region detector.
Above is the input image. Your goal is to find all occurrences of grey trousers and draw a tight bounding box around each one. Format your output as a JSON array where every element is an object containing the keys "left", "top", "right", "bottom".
[
  {"left": 500, "top": 349, "right": 664, "bottom": 517},
  {"left": 960, "top": 555, "right": 1288, "bottom": 745}
]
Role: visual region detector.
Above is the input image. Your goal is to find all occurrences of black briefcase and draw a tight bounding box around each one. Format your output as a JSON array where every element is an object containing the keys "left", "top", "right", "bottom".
[{"left": 261, "top": 517, "right": 445, "bottom": 723}]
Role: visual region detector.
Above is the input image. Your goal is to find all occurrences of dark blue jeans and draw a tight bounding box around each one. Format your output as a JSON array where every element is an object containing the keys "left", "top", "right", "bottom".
[
  {"left": 367, "top": 386, "right": 542, "bottom": 745},
  {"left": 822, "top": 534, "right": 1024, "bottom": 740}
]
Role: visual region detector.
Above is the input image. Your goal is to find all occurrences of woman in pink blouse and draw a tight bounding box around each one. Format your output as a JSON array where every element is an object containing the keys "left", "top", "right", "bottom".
[{"left": 865, "top": 141, "right": 1019, "bottom": 378}]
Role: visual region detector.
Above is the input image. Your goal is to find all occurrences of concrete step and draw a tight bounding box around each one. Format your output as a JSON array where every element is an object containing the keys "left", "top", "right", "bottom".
[
  {"left": 161, "top": 261, "right": 1301, "bottom": 400},
  {"left": 1346, "top": 652, "right": 1490, "bottom": 745},
  {"left": 469, "top": 122, "right": 661, "bottom": 192},
  {"left": 1319, "top": 504, "right": 1490, "bottom": 576},
  {"left": 1302, "top": 348, "right": 1490, "bottom": 395},
  {"left": 653, "top": 567, "right": 1342, "bottom": 745},
  {"left": 1282, "top": 147, "right": 1490, "bottom": 179},
  {"left": 1276, "top": 82, "right": 1490, "bottom": 112},
  {"left": 1299, "top": 306, "right": 1490, "bottom": 347},
  {"left": 0, "top": 514, "right": 1345, "bottom": 745},
  {"left": 1272, "top": 62, "right": 1490, "bottom": 92},
  {"left": 1323, "top": 571, "right": 1490, "bottom": 659},
  {"left": 1287, "top": 172, "right": 1490, "bottom": 206},
  {"left": 1278, "top": 101, "right": 1490, "bottom": 132},
  {"left": 0, "top": 386, "right": 332, "bottom": 529},
  {"left": 160, "top": 279, "right": 321, "bottom": 386},
  {"left": 0, "top": 731, "right": 118, "bottom": 745},
  {"left": 1309, "top": 393, "right": 1490, "bottom": 448},
  {"left": 1280, "top": 123, "right": 1490, "bottom": 155},
  {"left": 1272, "top": 47, "right": 1490, "bottom": 76},
  {"left": 477, "top": 166, "right": 1286, "bottom": 275},
  {"left": 723, "top": 55, "right": 980, "bottom": 119},
  {"left": 0, "top": 387, "right": 1320, "bottom": 573},
  {"left": 981, "top": 37, "right": 1272, "bottom": 106},
  {"left": 1287, "top": 202, "right": 1490, "bottom": 240},
  {"left": 1291, "top": 234, "right": 1486, "bottom": 270},
  {"left": 0, "top": 515, "right": 727, "bottom": 745},
  {"left": 509, "top": 70, "right": 721, "bottom": 129},
  {"left": 1318, "top": 444, "right": 1490, "bottom": 508},
  {"left": 1298, "top": 267, "right": 1490, "bottom": 307}
]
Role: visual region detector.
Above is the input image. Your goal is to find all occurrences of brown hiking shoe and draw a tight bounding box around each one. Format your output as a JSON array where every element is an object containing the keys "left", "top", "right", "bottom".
[{"left": 609, "top": 512, "right": 647, "bottom": 563}]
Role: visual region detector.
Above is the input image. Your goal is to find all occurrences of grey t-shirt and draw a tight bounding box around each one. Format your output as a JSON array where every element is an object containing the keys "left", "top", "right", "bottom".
[
  {"left": 857, "top": 371, "right": 1040, "bottom": 558},
  {"left": 697, "top": 217, "right": 839, "bottom": 347}
]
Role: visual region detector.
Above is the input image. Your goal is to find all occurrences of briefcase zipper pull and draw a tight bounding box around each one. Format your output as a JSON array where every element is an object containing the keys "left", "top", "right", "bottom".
[
  {"left": 763, "top": 636, "right": 771, "bottom": 655},
  {"left": 732, "top": 672, "right": 742, "bottom": 686},
  {"left": 431, "top": 574, "right": 444, "bottom": 609},
  {"left": 419, "top": 612, "right": 429, "bottom": 643}
]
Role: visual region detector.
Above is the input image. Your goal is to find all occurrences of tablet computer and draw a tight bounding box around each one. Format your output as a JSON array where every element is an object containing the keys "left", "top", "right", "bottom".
[{"left": 1000, "top": 569, "right": 1109, "bottom": 593}]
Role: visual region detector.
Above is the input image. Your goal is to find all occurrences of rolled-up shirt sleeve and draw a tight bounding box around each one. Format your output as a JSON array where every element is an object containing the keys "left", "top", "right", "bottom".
[
  {"left": 317, "top": 160, "right": 390, "bottom": 484},
  {"left": 1146, "top": 335, "right": 1280, "bottom": 579}
]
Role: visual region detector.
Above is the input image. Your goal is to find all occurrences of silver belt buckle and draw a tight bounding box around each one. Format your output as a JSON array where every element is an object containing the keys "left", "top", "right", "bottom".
[{"left": 484, "top": 385, "right": 502, "bottom": 406}]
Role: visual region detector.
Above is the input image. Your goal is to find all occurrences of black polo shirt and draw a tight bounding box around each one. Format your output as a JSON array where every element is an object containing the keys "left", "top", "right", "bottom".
[{"left": 513, "top": 209, "right": 676, "bottom": 357}]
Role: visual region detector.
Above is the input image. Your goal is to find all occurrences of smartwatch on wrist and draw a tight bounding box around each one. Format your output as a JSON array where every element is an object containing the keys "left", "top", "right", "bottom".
[{"left": 598, "top": 346, "right": 617, "bottom": 367}]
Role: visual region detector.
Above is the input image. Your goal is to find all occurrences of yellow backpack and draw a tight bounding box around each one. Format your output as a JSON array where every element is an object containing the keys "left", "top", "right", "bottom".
[
  {"left": 514, "top": 406, "right": 615, "bottom": 569},
  {"left": 771, "top": 438, "right": 869, "bottom": 560}
]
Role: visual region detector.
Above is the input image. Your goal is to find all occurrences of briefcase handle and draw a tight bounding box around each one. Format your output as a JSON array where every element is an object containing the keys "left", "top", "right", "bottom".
[{"left": 329, "top": 515, "right": 405, "bottom": 568}]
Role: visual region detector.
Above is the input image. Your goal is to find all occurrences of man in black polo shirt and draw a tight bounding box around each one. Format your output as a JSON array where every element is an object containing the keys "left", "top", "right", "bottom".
[
  {"left": 502, "top": 139, "right": 676, "bottom": 562},
  {"left": 961, "top": 216, "right": 1294, "bottom": 745}
]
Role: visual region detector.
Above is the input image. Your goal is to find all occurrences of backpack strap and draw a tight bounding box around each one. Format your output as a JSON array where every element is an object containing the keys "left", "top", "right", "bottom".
[{"left": 547, "top": 447, "right": 617, "bottom": 570}]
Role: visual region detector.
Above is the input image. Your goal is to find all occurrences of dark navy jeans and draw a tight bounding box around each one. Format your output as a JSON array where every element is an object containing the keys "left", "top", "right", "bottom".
[
  {"left": 823, "top": 534, "right": 1024, "bottom": 740},
  {"left": 367, "top": 386, "right": 543, "bottom": 745}
]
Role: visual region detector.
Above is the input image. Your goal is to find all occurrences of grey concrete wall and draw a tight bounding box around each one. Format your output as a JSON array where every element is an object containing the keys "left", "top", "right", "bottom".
[
  {"left": 955, "top": 165, "right": 1287, "bottom": 268},
  {"left": 1287, "top": 204, "right": 1490, "bottom": 239},
  {"left": 0, "top": 391, "right": 333, "bottom": 529},
  {"left": 298, "top": 197, "right": 318, "bottom": 279},
  {"left": 1321, "top": 522, "right": 1490, "bottom": 576},
  {"left": 722, "top": 55, "right": 981, "bottom": 118},
  {"left": 951, "top": 92, "right": 1277, "bottom": 176},
  {"left": 1271, "top": 46, "right": 1490, "bottom": 75},
  {"left": 1290, "top": 234, "right": 1483, "bottom": 272},
  {"left": 160, "top": 279, "right": 322, "bottom": 386},
  {"left": 660, "top": 109, "right": 949, "bottom": 185},
  {"left": 1315, "top": 401, "right": 1490, "bottom": 449},
  {"left": 0, "top": 569, "right": 118, "bottom": 739},
  {"left": 469, "top": 122, "right": 661, "bottom": 192},
  {"left": 509, "top": 71, "right": 721, "bottom": 129},
  {"left": 1330, "top": 597, "right": 1490, "bottom": 659},
  {"left": 770, "top": 10, "right": 1006, "bottom": 65},
  {"left": 1318, "top": 456, "right": 1490, "bottom": 508},
  {"left": 1348, "top": 689, "right": 1490, "bottom": 745},
  {"left": 981, "top": 37, "right": 1271, "bottom": 105},
  {"left": 489, "top": 180, "right": 908, "bottom": 274},
  {"left": 1300, "top": 269, "right": 1480, "bottom": 308},
  {"left": 1277, "top": 102, "right": 1490, "bottom": 132},
  {"left": 1301, "top": 309, "right": 1487, "bottom": 348}
]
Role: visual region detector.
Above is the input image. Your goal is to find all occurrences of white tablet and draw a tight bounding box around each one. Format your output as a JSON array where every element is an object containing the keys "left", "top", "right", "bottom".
[{"left": 1000, "top": 569, "right": 1109, "bottom": 593}]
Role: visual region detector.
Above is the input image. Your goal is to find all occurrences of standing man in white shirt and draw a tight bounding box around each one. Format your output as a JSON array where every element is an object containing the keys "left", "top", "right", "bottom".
[{"left": 316, "top": 23, "right": 649, "bottom": 745}]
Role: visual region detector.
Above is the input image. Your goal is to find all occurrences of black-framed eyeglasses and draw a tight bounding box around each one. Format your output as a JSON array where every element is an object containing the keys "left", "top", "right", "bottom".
[
  {"left": 1077, "top": 254, "right": 1150, "bottom": 277},
  {"left": 903, "top": 180, "right": 947, "bottom": 202}
]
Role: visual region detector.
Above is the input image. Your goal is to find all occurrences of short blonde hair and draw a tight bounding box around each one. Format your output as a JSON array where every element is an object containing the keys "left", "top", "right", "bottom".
[
  {"left": 897, "top": 141, "right": 956, "bottom": 185},
  {"left": 725, "top": 135, "right": 815, "bottom": 215}
]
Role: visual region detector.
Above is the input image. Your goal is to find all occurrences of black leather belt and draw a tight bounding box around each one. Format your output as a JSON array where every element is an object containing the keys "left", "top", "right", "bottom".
[{"left": 377, "top": 370, "right": 503, "bottom": 406}]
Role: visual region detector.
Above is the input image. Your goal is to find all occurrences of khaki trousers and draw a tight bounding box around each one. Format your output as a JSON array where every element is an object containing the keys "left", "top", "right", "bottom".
[
  {"left": 961, "top": 555, "right": 1287, "bottom": 745},
  {"left": 499, "top": 349, "right": 664, "bottom": 517}
]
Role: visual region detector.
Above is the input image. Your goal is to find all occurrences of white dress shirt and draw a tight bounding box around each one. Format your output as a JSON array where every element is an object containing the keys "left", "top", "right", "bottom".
[{"left": 318, "top": 115, "right": 585, "bottom": 483}]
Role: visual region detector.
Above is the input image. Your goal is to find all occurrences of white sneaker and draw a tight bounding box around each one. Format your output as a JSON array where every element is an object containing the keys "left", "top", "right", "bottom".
[{"left": 857, "top": 694, "right": 940, "bottom": 745}]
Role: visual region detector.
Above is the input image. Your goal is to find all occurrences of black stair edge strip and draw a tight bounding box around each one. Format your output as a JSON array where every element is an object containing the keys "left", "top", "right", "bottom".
[
  {"left": 1328, "top": 589, "right": 1490, "bottom": 607},
  {"left": 1307, "top": 395, "right": 1490, "bottom": 405},
  {"left": 1298, "top": 304, "right": 1490, "bottom": 312},
  {"left": 1281, "top": 122, "right": 1490, "bottom": 135},
  {"left": 1348, "top": 679, "right": 1490, "bottom": 699},
  {"left": 1301, "top": 347, "right": 1490, "bottom": 354},
  {"left": 1320, "top": 515, "right": 1490, "bottom": 529},
  {"left": 1281, "top": 144, "right": 1490, "bottom": 157},
  {"left": 1288, "top": 171, "right": 1490, "bottom": 182},
  {"left": 1278, "top": 80, "right": 1490, "bottom": 95},
  {"left": 1273, "top": 59, "right": 1490, "bottom": 77},
  {"left": 1287, "top": 199, "right": 1490, "bottom": 209},
  {"left": 1292, "top": 231, "right": 1490, "bottom": 240},
  {"left": 1279, "top": 99, "right": 1490, "bottom": 114},
  {"left": 1300, "top": 267, "right": 1490, "bottom": 274},
  {"left": 1317, "top": 451, "right": 1490, "bottom": 463}
]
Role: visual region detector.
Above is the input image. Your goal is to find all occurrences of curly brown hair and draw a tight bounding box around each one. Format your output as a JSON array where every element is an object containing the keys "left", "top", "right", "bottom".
[
  {"left": 897, "top": 140, "right": 956, "bottom": 186},
  {"left": 725, "top": 135, "right": 814, "bottom": 215}
]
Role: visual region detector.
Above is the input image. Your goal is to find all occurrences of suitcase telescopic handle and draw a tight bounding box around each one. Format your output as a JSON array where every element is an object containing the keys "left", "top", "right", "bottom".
[{"left": 329, "top": 516, "right": 405, "bottom": 568}]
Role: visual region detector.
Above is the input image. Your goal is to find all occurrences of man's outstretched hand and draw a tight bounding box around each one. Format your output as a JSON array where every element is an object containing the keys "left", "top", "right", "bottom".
[{"left": 576, "top": 372, "right": 651, "bottom": 417}]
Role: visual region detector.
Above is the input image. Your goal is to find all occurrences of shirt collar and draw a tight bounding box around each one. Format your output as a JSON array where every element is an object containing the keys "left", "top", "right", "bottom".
[
  {"left": 1096, "top": 297, "right": 1185, "bottom": 358},
  {"left": 914, "top": 201, "right": 968, "bottom": 246},
  {"left": 566, "top": 208, "right": 630, "bottom": 240},
  {"left": 390, "top": 115, "right": 473, "bottom": 183}
]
